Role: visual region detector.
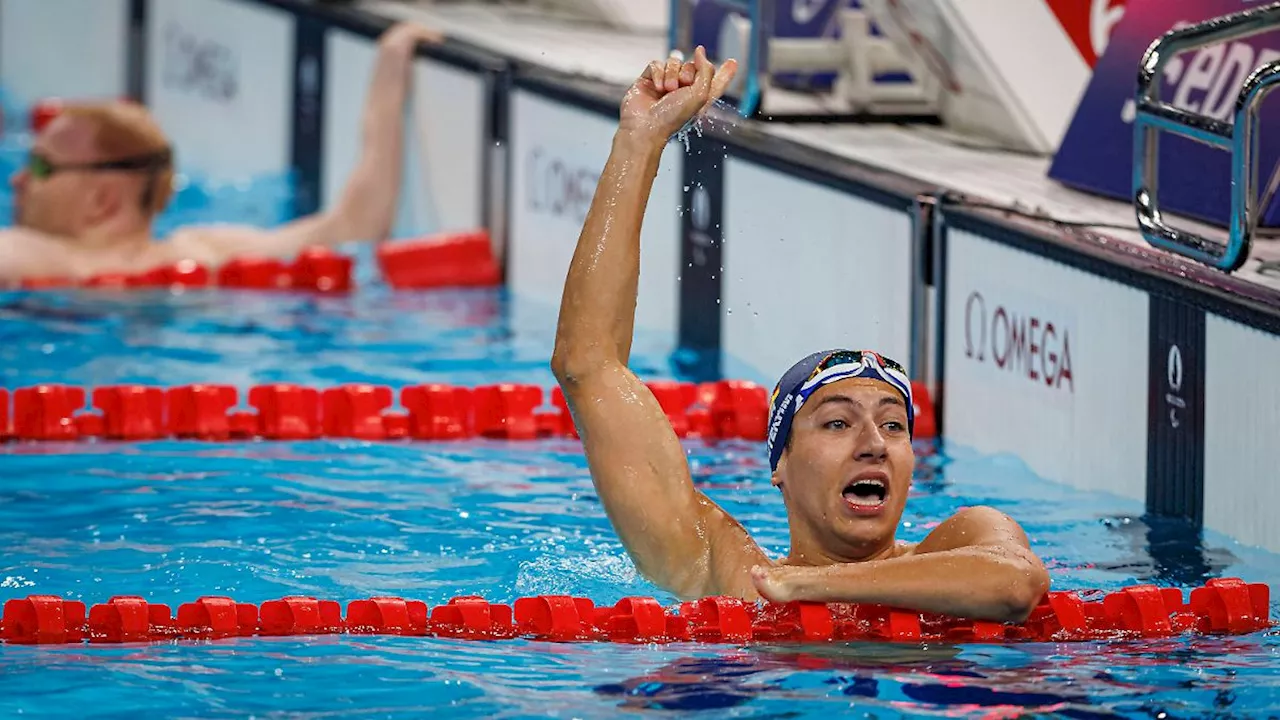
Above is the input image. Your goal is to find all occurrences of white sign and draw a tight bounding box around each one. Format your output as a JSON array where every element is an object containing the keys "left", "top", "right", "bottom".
[
  {"left": 720, "top": 157, "right": 912, "bottom": 384},
  {"left": 0, "top": 0, "right": 129, "bottom": 109},
  {"left": 323, "top": 30, "right": 486, "bottom": 238},
  {"left": 944, "top": 229, "right": 1148, "bottom": 500},
  {"left": 1204, "top": 314, "right": 1280, "bottom": 553},
  {"left": 508, "top": 88, "right": 682, "bottom": 348},
  {"left": 146, "top": 0, "right": 293, "bottom": 180}
]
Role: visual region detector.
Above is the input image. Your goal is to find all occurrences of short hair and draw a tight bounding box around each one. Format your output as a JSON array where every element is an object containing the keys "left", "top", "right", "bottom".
[{"left": 61, "top": 102, "right": 175, "bottom": 216}]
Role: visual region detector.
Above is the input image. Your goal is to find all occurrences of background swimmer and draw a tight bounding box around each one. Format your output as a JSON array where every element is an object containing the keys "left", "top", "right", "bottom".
[{"left": 0, "top": 21, "right": 442, "bottom": 287}]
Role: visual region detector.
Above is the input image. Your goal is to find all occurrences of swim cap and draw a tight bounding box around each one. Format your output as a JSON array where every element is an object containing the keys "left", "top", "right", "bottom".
[{"left": 766, "top": 349, "right": 913, "bottom": 471}]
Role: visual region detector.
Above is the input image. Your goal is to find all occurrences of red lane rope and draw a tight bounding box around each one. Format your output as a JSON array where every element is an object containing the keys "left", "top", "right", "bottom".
[
  {"left": 0, "top": 578, "right": 1269, "bottom": 646},
  {"left": 0, "top": 379, "right": 937, "bottom": 444},
  {"left": 17, "top": 234, "right": 500, "bottom": 293}
]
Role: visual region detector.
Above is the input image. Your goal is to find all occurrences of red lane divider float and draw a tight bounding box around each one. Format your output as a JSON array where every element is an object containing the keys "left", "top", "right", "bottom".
[
  {"left": 377, "top": 231, "right": 501, "bottom": 290},
  {"left": 0, "top": 579, "right": 1268, "bottom": 646},
  {"left": 1, "top": 379, "right": 941, "bottom": 444},
  {"left": 17, "top": 235, "right": 501, "bottom": 294}
]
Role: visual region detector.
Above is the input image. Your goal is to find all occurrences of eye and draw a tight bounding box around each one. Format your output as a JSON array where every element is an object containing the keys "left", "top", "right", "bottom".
[
  {"left": 882, "top": 420, "right": 906, "bottom": 433},
  {"left": 823, "top": 419, "right": 849, "bottom": 430}
]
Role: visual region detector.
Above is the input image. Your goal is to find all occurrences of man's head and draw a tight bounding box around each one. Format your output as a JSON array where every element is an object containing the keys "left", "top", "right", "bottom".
[
  {"left": 12, "top": 102, "right": 174, "bottom": 239},
  {"left": 766, "top": 349, "right": 916, "bottom": 561}
]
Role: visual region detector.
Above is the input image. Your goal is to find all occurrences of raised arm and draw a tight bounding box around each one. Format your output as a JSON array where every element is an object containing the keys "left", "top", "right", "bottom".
[
  {"left": 178, "top": 21, "right": 442, "bottom": 262},
  {"left": 551, "top": 48, "right": 757, "bottom": 600}
]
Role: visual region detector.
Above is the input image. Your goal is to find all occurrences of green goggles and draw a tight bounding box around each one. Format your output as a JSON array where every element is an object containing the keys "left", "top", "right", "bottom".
[{"left": 27, "top": 149, "right": 172, "bottom": 180}]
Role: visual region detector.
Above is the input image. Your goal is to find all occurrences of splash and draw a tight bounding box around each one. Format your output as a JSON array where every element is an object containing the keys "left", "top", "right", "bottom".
[{"left": 673, "top": 98, "right": 742, "bottom": 150}]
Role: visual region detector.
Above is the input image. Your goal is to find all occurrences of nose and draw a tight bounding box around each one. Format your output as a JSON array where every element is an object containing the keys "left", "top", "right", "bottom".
[
  {"left": 11, "top": 167, "right": 27, "bottom": 191},
  {"left": 853, "top": 419, "right": 888, "bottom": 461}
]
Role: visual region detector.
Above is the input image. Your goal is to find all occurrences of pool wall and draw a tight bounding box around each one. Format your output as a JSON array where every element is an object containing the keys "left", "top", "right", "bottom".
[{"left": 3, "top": 0, "right": 1280, "bottom": 554}]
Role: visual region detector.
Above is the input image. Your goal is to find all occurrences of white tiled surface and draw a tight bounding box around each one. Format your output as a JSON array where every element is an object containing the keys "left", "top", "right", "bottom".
[{"left": 365, "top": 0, "right": 1280, "bottom": 293}]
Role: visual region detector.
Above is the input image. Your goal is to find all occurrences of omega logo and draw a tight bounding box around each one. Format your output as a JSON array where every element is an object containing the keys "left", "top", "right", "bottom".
[
  {"left": 162, "top": 22, "right": 239, "bottom": 104},
  {"left": 526, "top": 148, "right": 600, "bottom": 224},
  {"left": 962, "top": 290, "right": 1075, "bottom": 392}
]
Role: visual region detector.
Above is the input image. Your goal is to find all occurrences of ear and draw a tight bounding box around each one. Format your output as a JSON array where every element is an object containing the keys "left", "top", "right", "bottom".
[
  {"left": 86, "top": 182, "right": 124, "bottom": 222},
  {"left": 771, "top": 453, "right": 787, "bottom": 488}
]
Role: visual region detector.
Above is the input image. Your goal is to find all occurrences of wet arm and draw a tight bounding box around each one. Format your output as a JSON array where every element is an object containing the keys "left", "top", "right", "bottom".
[
  {"left": 753, "top": 506, "right": 1050, "bottom": 622},
  {"left": 183, "top": 23, "right": 436, "bottom": 261},
  {"left": 551, "top": 126, "right": 764, "bottom": 599}
]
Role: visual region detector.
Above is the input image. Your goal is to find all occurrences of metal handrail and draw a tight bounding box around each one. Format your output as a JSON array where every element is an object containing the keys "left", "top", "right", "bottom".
[{"left": 1133, "top": 1, "right": 1280, "bottom": 272}]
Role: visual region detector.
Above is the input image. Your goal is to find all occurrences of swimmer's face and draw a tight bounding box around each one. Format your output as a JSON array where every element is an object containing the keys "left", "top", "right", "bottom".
[
  {"left": 12, "top": 115, "right": 120, "bottom": 237},
  {"left": 773, "top": 377, "right": 914, "bottom": 559}
]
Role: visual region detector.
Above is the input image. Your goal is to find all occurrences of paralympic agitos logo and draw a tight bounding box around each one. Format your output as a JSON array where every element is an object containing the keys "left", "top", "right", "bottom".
[{"left": 963, "top": 291, "right": 1075, "bottom": 393}]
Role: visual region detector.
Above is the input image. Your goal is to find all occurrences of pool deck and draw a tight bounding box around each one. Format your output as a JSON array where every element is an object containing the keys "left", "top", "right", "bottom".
[{"left": 365, "top": 0, "right": 1280, "bottom": 299}]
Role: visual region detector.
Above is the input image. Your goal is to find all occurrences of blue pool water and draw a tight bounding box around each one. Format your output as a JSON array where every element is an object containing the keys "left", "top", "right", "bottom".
[
  {"left": 2, "top": 287, "right": 1279, "bottom": 719},
  {"left": 0, "top": 122, "right": 1278, "bottom": 718}
]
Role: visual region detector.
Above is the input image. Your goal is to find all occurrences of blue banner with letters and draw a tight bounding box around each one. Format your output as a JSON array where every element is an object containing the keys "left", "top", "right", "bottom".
[{"left": 1049, "top": 0, "right": 1280, "bottom": 228}]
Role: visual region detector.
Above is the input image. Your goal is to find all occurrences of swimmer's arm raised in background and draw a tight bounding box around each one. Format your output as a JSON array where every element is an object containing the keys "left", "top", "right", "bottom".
[
  {"left": 751, "top": 506, "right": 1051, "bottom": 622},
  {"left": 551, "top": 48, "right": 758, "bottom": 601},
  {"left": 174, "top": 21, "right": 442, "bottom": 262}
]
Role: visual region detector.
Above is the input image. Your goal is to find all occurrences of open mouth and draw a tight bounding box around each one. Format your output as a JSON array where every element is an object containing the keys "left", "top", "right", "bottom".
[{"left": 842, "top": 478, "right": 887, "bottom": 509}]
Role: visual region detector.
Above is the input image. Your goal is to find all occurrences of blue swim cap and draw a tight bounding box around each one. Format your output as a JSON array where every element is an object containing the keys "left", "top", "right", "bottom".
[{"left": 766, "top": 349, "right": 914, "bottom": 472}]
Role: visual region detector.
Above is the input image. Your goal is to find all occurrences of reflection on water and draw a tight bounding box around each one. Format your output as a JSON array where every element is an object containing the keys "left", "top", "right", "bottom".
[{"left": 594, "top": 632, "right": 1279, "bottom": 718}]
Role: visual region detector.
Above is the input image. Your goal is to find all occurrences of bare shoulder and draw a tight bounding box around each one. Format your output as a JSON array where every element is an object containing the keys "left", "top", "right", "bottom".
[
  {"left": 949, "top": 505, "right": 1026, "bottom": 530},
  {"left": 163, "top": 226, "right": 262, "bottom": 266},
  {"left": 914, "top": 505, "right": 1033, "bottom": 555},
  {"left": 0, "top": 227, "right": 80, "bottom": 283}
]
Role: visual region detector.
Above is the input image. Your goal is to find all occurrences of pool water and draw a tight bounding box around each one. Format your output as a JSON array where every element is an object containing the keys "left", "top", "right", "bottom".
[
  {"left": 2, "top": 287, "right": 1279, "bottom": 719},
  {"left": 0, "top": 115, "right": 1279, "bottom": 719}
]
